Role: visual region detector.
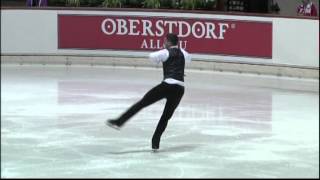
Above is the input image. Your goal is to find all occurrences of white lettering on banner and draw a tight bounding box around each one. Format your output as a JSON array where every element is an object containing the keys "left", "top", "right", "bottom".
[
  {"left": 205, "top": 22, "right": 217, "bottom": 39},
  {"left": 155, "top": 20, "right": 164, "bottom": 36},
  {"left": 117, "top": 19, "right": 127, "bottom": 35},
  {"left": 192, "top": 21, "right": 206, "bottom": 38},
  {"left": 178, "top": 21, "right": 191, "bottom": 38},
  {"left": 101, "top": 18, "right": 116, "bottom": 35},
  {"left": 101, "top": 18, "right": 231, "bottom": 39},
  {"left": 164, "top": 21, "right": 178, "bottom": 33},
  {"left": 140, "top": 39, "right": 148, "bottom": 49},
  {"left": 179, "top": 41, "right": 187, "bottom": 49},
  {"left": 128, "top": 19, "right": 140, "bottom": 35},
  {"left": 219, "top": 23, "right": 229, "bottom": 39},
  {"left": 140, "top": 39, "right": 187, "bottom": 49},
  {"left": 142, "top": 20, "right": 155, "bottom": 36}
]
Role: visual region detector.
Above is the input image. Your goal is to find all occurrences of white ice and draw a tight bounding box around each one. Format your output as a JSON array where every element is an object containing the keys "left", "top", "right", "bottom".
[{"left": 1, "top": 64, "right": 319, "bottom": 178}]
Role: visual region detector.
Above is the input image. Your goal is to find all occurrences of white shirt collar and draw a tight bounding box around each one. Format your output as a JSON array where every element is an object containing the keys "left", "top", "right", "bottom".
[{"left": 169, "top": 45, "right": 179, "bottom": 49}]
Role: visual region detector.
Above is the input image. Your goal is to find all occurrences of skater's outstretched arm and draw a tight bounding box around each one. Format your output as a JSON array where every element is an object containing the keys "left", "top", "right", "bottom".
[{"left": 149, "top": 49, "right": 169, "bottom": 64}]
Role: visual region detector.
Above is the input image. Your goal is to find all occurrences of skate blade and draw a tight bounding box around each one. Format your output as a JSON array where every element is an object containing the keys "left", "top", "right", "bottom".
[
  {"left": 151, "top": 149, "right": 159, "bottom": 153},
  {"left": 105, "top": 121, "right": 120, "bottom": 130}
]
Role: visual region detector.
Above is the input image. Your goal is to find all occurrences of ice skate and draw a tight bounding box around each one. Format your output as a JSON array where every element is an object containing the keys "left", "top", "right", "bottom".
[{"left": 105, "top": 119, "right": 121, "bottom": 130}]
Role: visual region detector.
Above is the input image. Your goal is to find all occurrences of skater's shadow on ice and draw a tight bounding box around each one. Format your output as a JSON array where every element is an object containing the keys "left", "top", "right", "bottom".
[{"left": 107, "top": 144, "right": 198, "bottom": 155}]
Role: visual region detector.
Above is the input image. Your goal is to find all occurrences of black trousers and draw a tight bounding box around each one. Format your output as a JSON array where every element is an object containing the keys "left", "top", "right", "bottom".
[{"left": 116, "top": 82, "right": 185, "bottom": 147}]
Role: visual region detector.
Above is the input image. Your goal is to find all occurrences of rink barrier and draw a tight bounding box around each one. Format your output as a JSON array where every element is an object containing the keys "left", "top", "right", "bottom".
[
  {"left": 1, "top": 8, "right": 319, "bottom": 79},
  {"left": 1, "top": 9, "right": 319, "bottom": 68},
  {"left": 1, "top": 55, "right": 318, "bottom": 79}
]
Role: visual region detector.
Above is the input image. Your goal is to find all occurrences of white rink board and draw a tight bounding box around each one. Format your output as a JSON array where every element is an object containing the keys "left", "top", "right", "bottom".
[{"left": 1, "top": 9, "right": 319, "bottom": 67}]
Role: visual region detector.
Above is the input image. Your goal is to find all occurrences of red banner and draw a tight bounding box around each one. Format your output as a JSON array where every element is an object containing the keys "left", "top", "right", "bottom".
[{"left": 58, "top": 14, "right": 272, "bottom": 58}]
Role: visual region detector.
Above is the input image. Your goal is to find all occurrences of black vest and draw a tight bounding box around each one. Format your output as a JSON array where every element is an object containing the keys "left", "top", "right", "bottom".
[{"left": 162, "top": 48, "right": 185, "bottom": 82}]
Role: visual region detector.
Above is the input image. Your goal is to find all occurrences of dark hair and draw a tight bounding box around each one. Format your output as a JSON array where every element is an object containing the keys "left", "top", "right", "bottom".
[{"left": 166, "top": 33, "right": 179, "bottom": 46}]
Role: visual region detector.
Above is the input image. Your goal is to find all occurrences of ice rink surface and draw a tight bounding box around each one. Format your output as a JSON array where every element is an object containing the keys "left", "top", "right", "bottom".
[{"left": 1, "top": 64, "right": 319, "bottom": 178}]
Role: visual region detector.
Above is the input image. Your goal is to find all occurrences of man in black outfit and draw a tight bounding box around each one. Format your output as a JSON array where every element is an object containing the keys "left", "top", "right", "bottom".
[{"left": 106, "top": 33, "right": 191, "bottom": 151}]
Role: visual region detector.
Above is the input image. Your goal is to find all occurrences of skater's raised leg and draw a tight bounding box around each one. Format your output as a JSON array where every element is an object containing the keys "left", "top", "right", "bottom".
[{"left": 106, "top": 83, "right": 167, "bottom": 129}]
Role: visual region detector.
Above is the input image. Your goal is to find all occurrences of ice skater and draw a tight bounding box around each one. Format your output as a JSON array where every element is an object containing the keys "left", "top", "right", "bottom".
[{"left": 106, "top": 33, "right": 191, "bottom": 151}]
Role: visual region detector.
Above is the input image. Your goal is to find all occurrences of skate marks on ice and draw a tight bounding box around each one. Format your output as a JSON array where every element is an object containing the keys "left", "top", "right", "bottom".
[{"left": 106, "top": 144, "right": 199, "bottom": 155}]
